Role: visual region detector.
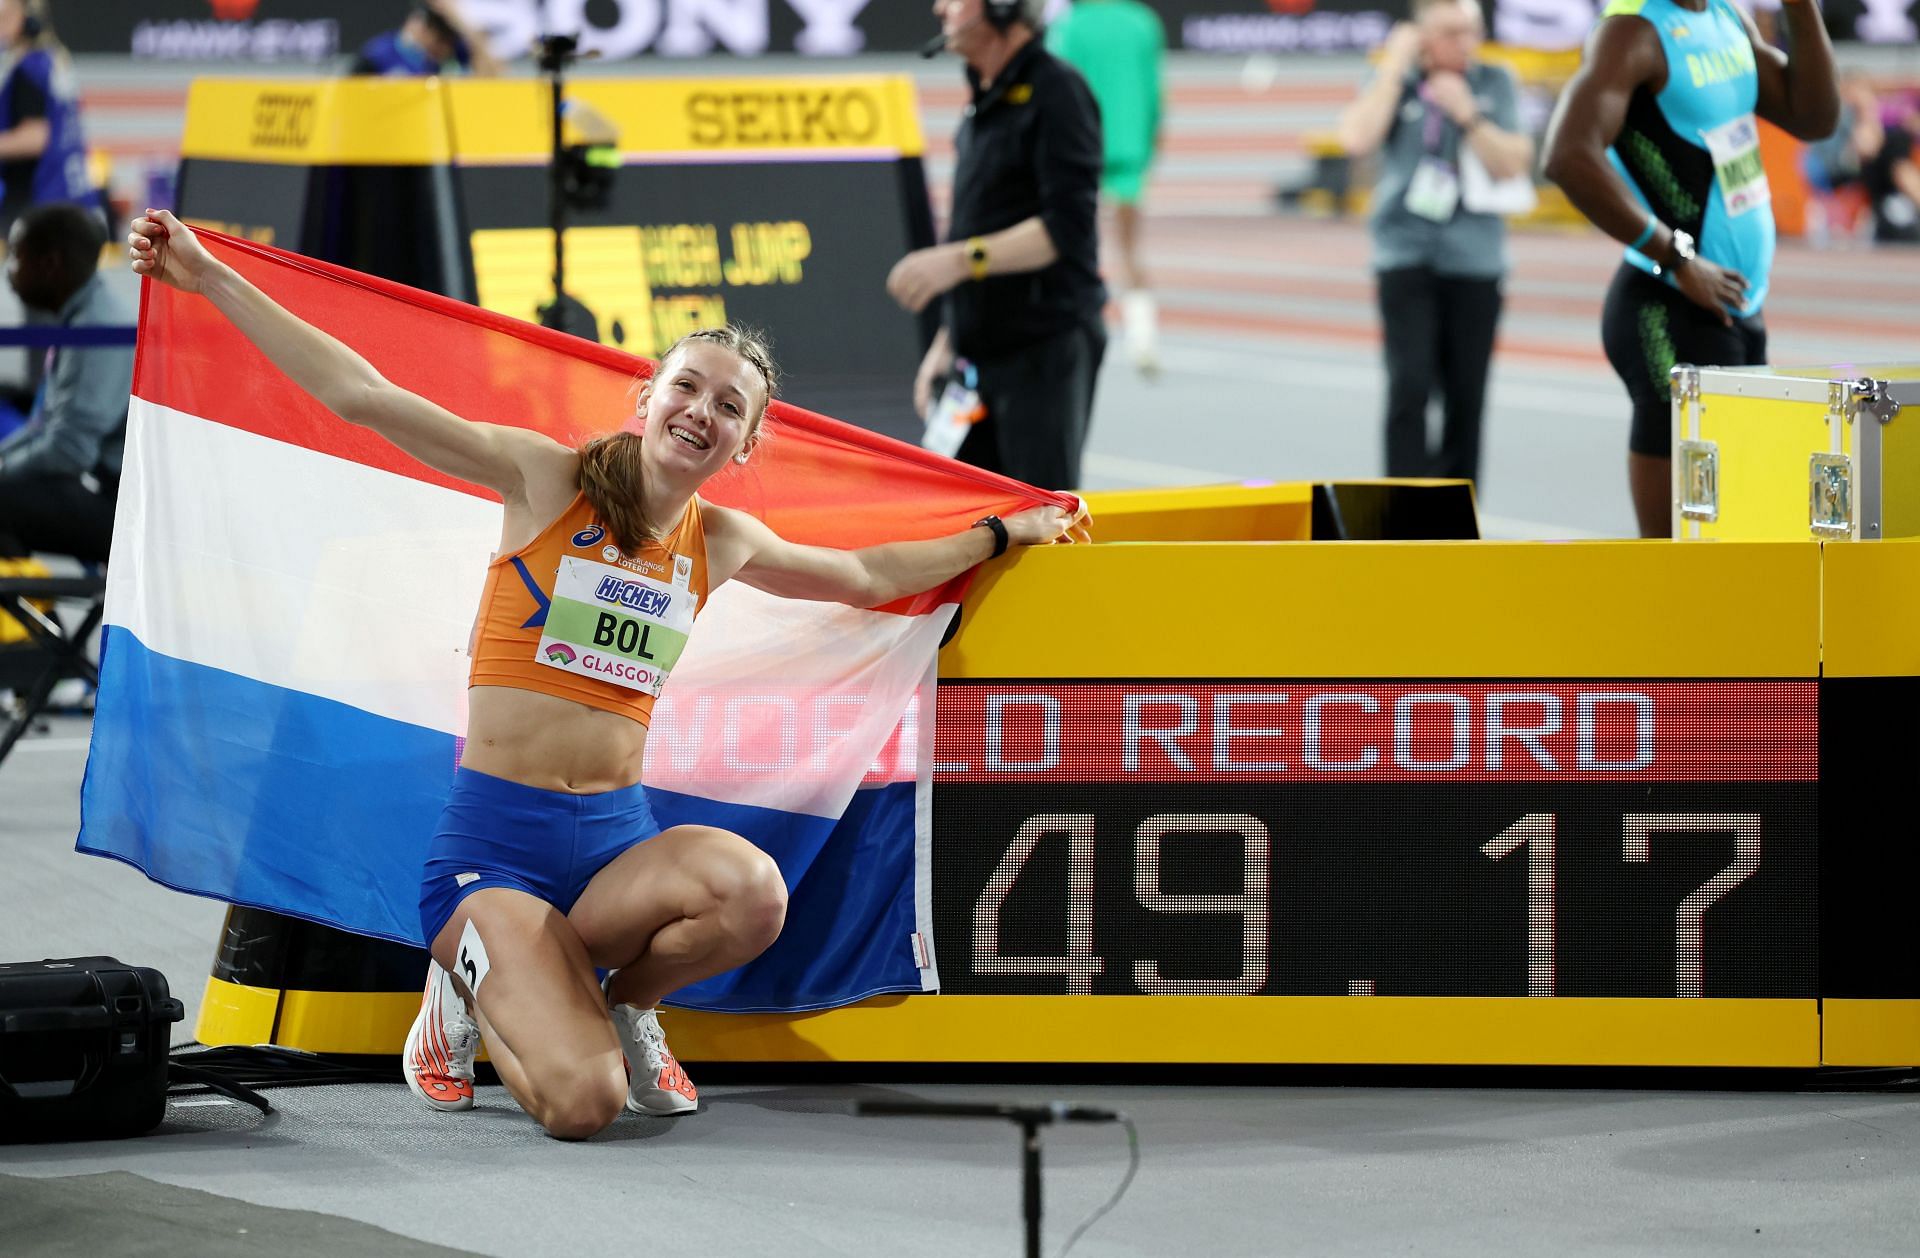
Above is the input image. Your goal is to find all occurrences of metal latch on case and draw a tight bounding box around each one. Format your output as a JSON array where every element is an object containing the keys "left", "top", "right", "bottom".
[
  {"left": 1852, "top": 378, "right": 1901, "bottom": 425},
  {"left": 1677, "top": 440, "right": 1718, "bottom": 522},
  {"left": 1809, "top": 453, "right": 1853, "bottom": 537}
]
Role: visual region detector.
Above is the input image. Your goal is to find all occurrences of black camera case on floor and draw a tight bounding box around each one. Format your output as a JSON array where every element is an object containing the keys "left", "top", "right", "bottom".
[{"left": 0, "top": 957, "right": 184, "bottom": 1142}]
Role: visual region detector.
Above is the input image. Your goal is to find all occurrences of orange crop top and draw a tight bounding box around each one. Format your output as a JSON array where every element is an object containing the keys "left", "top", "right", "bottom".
[{"left": 468, "top": 491, "right": 710, "bottom": 727}]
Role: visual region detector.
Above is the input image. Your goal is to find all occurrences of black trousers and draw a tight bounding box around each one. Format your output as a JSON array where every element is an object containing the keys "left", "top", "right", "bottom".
[
  {"left": 1377, "top": 267, "right": 1504, "bottom": 483},
  {"left": 957, "top": 316, "right": 1107, "bottom": 491},
  {"left": 0, "top": 473, "right": 118, "bottom": 564}
]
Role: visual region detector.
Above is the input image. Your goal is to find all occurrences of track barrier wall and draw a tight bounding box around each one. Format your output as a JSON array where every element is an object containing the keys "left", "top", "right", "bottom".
[{"left": 191, "top": 486, "right": 1920, "bottom": 1069}]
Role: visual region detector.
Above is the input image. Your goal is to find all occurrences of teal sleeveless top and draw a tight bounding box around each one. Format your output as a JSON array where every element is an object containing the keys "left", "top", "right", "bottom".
[{"left": 1603, "top": 0, "right": 1773, "bottom": 316}]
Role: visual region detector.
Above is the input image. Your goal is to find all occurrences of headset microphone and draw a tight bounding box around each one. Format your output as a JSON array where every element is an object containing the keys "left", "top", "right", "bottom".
[{"left": 922, "top": 11, "right": 996, "bottom": 57}]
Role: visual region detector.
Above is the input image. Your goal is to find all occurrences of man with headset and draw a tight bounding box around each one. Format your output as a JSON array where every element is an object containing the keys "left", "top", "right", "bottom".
[{"left": 887, "top": 0, "right": 1106, "bottom": 491}]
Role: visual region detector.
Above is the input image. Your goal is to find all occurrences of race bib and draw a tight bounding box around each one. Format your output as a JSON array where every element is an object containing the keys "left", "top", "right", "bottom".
[
  {"left": 535, "top": 555, "right": 696, "bottom": 697},
  {"left": 1404, "top": 157, "right": 1460, "bottom": 223},
  {"left": 1700, "top": 115, "right": 1771, "bottom": 218}
]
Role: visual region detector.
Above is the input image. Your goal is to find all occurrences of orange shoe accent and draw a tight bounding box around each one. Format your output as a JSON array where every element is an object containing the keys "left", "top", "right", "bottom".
[
  {"left": 421, "top": 1076, "right": 474, "bottom": 1104},
  {"left": 656, "top": 1056, "right": 698, "bottom": 1102}
]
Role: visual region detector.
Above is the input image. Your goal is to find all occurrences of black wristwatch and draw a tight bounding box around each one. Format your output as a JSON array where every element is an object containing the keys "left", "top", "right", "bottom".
[
  {"left": 1666, "top": 229, "right": 1696, "bottom": 272},
  {"left": 974, "top": 514, "right": 1009, "bottom": 558}
]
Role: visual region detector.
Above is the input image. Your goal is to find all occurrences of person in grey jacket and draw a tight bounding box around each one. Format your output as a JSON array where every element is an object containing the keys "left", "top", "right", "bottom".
[
  {"left": 0, "top": 202, "right": 132, "bottom": 564},
  {"left": 1339, "top": 0, "right": 1533, "bottom": 486}
]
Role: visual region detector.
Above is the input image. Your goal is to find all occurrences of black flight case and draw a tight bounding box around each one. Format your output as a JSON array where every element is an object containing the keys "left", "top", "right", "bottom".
[{"left": 0, "top": 957, "right": 184, "bottom": 1141}]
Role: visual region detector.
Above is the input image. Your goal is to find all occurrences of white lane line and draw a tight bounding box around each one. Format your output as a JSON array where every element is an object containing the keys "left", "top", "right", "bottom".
[{"left": 4, "top": 738, "right": 92, "bottom": 752}]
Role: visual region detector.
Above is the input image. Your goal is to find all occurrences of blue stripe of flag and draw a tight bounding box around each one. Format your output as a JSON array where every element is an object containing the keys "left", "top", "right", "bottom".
[{"left": 77, "top": 628, "right": 922, "bottom": 1012}]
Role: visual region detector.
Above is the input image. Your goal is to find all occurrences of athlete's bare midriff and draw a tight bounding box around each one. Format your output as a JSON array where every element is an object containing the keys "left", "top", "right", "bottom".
[{"left": 460, "top": 684, "right": 650, "bottom": 793}]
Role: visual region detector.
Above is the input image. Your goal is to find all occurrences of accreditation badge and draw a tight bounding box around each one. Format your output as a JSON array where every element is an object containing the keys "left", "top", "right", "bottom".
[
  {"left": 1404, "top": 157, "right": 1461, "bottom": 223},
  {"left": 535, "top": 555, "right": 696, "bottom": 697},
  {"left": 1700, "top": 115, "right": 1771, "bottom": 218}
]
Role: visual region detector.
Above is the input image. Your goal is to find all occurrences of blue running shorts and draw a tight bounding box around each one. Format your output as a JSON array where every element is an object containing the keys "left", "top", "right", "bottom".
[{"left": 419, "top": 767, "right": 663, "bottom": 947}]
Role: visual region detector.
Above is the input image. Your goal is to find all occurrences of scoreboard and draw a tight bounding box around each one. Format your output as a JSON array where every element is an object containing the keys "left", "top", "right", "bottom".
[{"left": 932, "top": 680, "right": 1818, "bottom": 1001}]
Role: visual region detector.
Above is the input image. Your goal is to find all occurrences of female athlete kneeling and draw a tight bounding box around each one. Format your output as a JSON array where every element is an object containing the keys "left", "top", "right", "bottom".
[{"left": 130, "top": 209, "right": 1088, "bottom": 1140}]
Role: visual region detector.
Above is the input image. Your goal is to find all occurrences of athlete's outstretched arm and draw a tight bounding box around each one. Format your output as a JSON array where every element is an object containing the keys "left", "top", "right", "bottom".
[
  {"left": 1741, "top": 0, "right": 1839, "bottom": 141},
  {"left": 128, "top": 210, "right": 566, "bottom": 497},
  {"left": 702, "top": 501, "right": 1091, "bottom": 607}
]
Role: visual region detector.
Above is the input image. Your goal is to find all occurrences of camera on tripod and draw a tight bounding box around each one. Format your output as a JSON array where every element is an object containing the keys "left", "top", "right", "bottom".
[
  {"left": 534, "top": 33, "right": 622, "bottom": 338},
  {"left": 558, "top": 138, "right": 618, "bottom": 213}
]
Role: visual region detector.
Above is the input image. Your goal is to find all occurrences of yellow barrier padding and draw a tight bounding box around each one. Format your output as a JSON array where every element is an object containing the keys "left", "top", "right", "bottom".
[
  {"left": 943, "top": 540, "right": 1819, "bottom": 680},
  {"left": 271, "top": 990, "right": 423, "bottom": 1057},
  {"left": 663, "top": 996, "right": 1817, "bottom": 1067},
  {"left": 195, "top": 980, "right": 1819, "bottom": 1067},
  {"left": 198, "top": 977, "right": 489, "bottom": 1060},
  {"left": 181, "top": 78, "right": 453, "bottom": 166},
  {"left": 0, "top": 556, "right": 53, "bottom": 644},
  {"left": 1822, "top": 538, "right": 1920, "bottom": 678},
  {"left": 196, "top": 975, "right": 281, "bottom": 1045},
  {"left": 1079, "top": 483, "right": 1313, "bottom": 542},
  {"left": 1822, "top": 1000, "right": 1920, "bottom": 1066},
  {"left": 447, "top": 76, "right": 925, "bottom": 163}
]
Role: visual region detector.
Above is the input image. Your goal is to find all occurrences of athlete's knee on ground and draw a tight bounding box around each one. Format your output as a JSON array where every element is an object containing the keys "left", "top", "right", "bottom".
[{"left": 530, "top": 1066, "right": 627, "bottom": 1141}]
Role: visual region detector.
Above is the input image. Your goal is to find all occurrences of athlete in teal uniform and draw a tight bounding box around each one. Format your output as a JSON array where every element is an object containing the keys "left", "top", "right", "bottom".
[
  {"left": 1047, "top": 0, "right": 1166, "bottom": 374},
  {"left": 1543, "top": 0, "right": 1836, "bottom": 536}
]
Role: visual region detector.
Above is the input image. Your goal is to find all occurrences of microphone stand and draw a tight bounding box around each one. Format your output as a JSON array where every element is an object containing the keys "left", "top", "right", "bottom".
[
  {"left": 856, "top": 1100, "right": 1118, "bottom": 1258},
  {"left": 1018, "top": 1112, "right": 1044, "bottom": 1258}
]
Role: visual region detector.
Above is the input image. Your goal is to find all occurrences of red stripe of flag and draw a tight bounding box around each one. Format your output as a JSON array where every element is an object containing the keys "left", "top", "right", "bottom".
[{"left": 133, "top": 229, "right": 1071, "bottom": 612}]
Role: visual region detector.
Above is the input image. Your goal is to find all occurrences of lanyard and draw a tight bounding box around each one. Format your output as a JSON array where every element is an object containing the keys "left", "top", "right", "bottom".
[{"left": 1418, "top": 81, "right": 1448, "bottom": 155}]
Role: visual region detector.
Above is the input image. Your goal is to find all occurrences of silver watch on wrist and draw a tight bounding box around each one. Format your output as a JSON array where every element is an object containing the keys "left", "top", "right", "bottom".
[{"left": 1665, "top": 229, "right": 1696, "bottom": 273}]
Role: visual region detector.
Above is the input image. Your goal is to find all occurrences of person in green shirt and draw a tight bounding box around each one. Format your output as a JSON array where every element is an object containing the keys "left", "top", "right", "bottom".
[{"left": 1048, "top": 0, "right": 1166, "bottom": 376}]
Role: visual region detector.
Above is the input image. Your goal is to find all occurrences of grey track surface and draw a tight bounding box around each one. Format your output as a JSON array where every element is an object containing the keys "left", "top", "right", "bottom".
[
  {"left": 3, "top": 1072, "right": 1919, "bottom": 1258},
  {"left": 0, "top": 1170, "right": 482, "bottom": 1258}
]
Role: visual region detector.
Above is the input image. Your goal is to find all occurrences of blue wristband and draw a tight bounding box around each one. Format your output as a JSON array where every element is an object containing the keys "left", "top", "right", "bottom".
[{"left": 1629, "top": 216, "right": 1658, "bottom": 251}]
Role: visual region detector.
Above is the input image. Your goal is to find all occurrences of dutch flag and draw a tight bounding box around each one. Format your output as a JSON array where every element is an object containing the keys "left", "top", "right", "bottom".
[{"left": 77, "top": 230, "right": 1067, "bottom": 1013}]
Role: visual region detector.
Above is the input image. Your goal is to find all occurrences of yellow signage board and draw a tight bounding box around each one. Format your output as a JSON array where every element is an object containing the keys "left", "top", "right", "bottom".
[
  {"left": 180, "top": 78, "right": 454, "bottom": 166},
  {"left": 447, "top": 76, "right": 925, "bottom": 163},
  {"left": 179, "top": 74, "right": 925, "bottom": 167}
]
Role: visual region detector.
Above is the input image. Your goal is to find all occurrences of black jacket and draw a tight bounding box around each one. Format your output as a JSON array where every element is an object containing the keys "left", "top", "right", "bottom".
[{"left": 944, "top": 39, "right": 1106, "bottom": 361}]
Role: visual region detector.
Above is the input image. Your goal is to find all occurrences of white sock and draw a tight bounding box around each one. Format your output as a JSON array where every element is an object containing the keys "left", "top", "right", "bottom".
[{"left": 1122, "top": 290, "right": 1158, "bottom": 351}]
